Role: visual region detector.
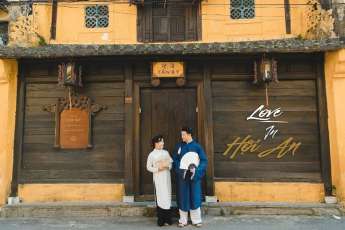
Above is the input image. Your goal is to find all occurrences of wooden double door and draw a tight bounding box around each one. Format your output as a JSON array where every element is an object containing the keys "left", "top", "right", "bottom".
[{"left": 139, "top": 87, "right": 197, "bottom": 197}]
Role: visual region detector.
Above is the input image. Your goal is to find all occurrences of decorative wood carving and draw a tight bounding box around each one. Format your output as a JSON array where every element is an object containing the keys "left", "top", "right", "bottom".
[
  {"left": 176, "top": 78, "right": 186, "bottom": 87},
  {"left": 151, "top": 78, "right": 160, "bottom": 87}
]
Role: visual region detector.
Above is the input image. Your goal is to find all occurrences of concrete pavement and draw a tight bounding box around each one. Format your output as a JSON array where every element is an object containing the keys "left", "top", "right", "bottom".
[{"left": 0, "top": 215, "right": 344, "bottom": 230}]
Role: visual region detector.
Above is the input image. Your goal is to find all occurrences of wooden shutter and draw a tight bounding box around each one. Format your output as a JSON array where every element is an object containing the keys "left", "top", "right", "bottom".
[
  {"left": 152, "top": 7, "right": 169, "bottom": 41},
  {"left": 137, "top": 1, "right": 200, "bottom": 42},
  {"left": 169, "top": 7, "right": 186, "bottom": 41},
  {"left": 137, "top": 5, "right": 153, "bottom": 42},
  {"left": 185, "top": 4, "right": 198, "bottom": 41}
]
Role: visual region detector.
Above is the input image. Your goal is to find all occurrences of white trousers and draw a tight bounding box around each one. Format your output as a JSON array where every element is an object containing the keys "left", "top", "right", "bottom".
[{"left": 179, "top": 208, "right": 202, "bottom": 225}]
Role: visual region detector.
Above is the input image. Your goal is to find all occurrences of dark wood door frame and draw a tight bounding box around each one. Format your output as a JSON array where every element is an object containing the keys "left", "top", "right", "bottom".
[
  {"left": 130, "top": 80, "right": 214, "bottom": 197},
  {"left": 10, "top": 62, "right": 25, "bottom": 197},
  {"left": 124, "top": 64, "right": 134, "bottom": 195},
  {"left": 316, "top": 55, "right": 332, "bottom": 196}
]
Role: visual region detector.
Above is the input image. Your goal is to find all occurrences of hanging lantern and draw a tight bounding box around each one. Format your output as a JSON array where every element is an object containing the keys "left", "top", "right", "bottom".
[
  {"left": 58, "top": 62, "right": 83, "bottom": 88},
  {"left": 261, "top": 59, "right": 273, "bottom": 83},
  {"left": 253, "top": 57, "right": 278, "bottom": 85},
  {"left": 253, "top": 56, "right": 278, "bottom": 107}
]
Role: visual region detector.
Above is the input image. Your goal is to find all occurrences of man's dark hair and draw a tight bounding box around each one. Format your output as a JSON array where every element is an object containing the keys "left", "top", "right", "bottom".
[
  {"left": 152, "top": 134, "right": 164, "bottom": 148},
  {"left": 181, "top": 126, "right": 193, "bottom": 136}
]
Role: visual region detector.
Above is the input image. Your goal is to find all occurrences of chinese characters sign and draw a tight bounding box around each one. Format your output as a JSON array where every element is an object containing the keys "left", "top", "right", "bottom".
[{"left": 152, "top": 62, "right": 185, "bottom": 78}]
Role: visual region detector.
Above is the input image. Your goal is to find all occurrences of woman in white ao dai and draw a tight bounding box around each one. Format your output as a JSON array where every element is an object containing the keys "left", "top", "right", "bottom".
[{"left": 146, "top": 135, "right": 173, "bottom": 226}]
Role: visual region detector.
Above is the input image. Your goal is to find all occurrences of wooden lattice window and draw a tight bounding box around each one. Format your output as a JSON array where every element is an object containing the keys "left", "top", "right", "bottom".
[
  {"left": 85, "top": 5, "right": 109, "bottom": 28},
  {"left": 230, "top": 0, "right": 255, "bottom": 19},
  {"left": 137, "top": 0, "right": 200, "bottom": 42}
]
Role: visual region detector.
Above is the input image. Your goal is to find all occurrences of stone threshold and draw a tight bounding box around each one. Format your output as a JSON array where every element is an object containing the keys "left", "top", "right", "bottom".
[{"left": 0, "top": 201, "right": 343, "bottom": 218}]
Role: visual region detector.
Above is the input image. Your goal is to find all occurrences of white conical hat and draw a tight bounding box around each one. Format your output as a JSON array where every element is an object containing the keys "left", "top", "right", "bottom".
[{"left": 180, "top": 151, "right": 200, "bottom": 170}]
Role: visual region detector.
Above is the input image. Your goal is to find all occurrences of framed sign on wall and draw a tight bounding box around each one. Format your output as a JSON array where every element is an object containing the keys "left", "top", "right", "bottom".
[
  {"left": 151, "top": 61, "right": 186, "bottom": 86},
  {"left": 43, "top": 95, "right": 106, "bottom": 149}
]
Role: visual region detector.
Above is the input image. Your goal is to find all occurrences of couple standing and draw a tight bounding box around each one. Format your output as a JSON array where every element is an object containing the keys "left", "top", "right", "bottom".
[{"left": 146, "top": 127, "right": 208, "bottom": 227}]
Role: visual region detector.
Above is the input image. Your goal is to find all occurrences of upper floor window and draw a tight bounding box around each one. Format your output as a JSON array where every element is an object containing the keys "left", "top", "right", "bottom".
[
  {"left": 0, "top": 22, "right": 8, "bottom": 45},
  {"left": 230, "top": 0, "right": 255, "bottom": 19},
  {"left": 85, "top": 5, "right": 109, "bottom": 28},
  {"left": 137, "top": 0, "right": 200, "bottom": 42}
]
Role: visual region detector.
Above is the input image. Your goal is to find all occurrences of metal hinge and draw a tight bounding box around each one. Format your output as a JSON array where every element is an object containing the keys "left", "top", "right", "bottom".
[
  {"left": 196, "top": 107, "right": 199, "bottom": 113},
  {"left": 139, "top": 107, "right": 142, "bottom": 114}
]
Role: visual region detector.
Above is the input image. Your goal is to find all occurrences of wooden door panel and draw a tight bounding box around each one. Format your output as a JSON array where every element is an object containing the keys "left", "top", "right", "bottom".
[
  {"left": 139, "top": 88, "right": 197, "bottom": 196},
  {"left": 140, "top": 89, "right": 153, "bottom": 194}
]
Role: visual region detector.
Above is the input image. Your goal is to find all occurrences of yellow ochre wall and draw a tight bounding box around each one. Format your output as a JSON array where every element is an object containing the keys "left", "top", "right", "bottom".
[
  {"left": 33, "top": 1, "right": 137, "bottom": 44},
  {"left": 202, "top": 0, "right": 307, "bottom": 42},
  {"left": 31, "top": 0, "right": 308, "bottom": 44},
  {"left": 0, "top": 59, "right": 17, "bottom": 206},
  {"left": 215, "top": 182, "right": 325, "bottom": 202},
  {"left": 18, "top": 184, "right": 124, "bottom": 203},
  {"left": 325, "top": 49, "right": 345, "bottom": 206}
]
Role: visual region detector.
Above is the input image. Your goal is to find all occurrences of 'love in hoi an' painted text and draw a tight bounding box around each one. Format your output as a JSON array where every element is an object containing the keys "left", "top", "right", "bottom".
[{"left": 223, "top": 135, "right": 302, "bottom": 160}]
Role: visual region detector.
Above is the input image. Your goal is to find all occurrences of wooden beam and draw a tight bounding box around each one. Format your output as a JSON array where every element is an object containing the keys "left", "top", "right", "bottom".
[
  {"left": 284, "top": 0, "right": 291, "bottom": 34},
  {"left": 50, "top": 0, "right": 58, "bottom": 40},
  {"left": 202, "top": 64, "right": 215, "bottom": 196},
  {"left": 124, "top": 64, "right": 134, "bottom": 195},
  {"left": 10, "top": 63, "right": 25, "bottom": 197},
  {"left": 316, "top": 55, "right": 332, "bottom": 196},
  {"left": 133, "top": 84, "right": 141, "bottom": 196}
]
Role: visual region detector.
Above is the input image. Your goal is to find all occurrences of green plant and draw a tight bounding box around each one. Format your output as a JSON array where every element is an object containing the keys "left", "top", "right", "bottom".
[{"left": 35, "top": 32, "right": 47, "bottom": 46}]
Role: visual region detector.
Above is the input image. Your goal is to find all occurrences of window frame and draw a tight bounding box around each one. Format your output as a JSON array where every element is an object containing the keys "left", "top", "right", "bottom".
[
  {"left": 230, "top": 0, "right": 255, "bottom": 20},
  {"left": 137, "top": 1, "right": 201, "bottom": 43},
  {"left": 84, "top": 4, "right": 110, "bottom": 29}
]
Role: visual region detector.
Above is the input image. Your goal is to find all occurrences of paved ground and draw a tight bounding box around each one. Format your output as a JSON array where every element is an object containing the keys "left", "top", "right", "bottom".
[{"left": 0, "top": 215, "right": 344, "bottom": 230}]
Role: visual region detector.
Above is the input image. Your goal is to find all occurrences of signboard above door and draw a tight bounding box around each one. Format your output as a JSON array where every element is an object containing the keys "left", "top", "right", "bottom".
[{"left": 151, "top": 62, "right": 185, "bottom": 78}]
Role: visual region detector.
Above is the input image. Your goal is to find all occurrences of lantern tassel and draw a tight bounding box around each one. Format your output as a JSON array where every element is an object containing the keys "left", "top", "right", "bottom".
[
  {"left": 265, "top": 83, "right": 269, "bottom": 107},
  {"left": 69, "top": 87, "right": 72, "bottom": 110}
]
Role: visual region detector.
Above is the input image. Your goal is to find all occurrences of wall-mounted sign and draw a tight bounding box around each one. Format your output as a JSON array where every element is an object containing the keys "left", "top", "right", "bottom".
[
  {"left": 43, "top": 95, "right": 106, "bottom": 149},
  {"left": 60, "top": 108, "right": 90, "bottom": 149},
  {"left": 152, "top": 62, "right": 185, "bottom": 78}
]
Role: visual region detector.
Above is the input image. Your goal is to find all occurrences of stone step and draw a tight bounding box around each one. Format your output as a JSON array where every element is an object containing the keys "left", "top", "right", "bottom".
[{"left": 0, "top": 202, "right": 343, "bottom": 218}]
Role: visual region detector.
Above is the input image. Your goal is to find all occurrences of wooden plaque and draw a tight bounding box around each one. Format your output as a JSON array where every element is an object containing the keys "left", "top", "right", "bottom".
[
  {"left": 43, "top": 94, "right": 106, "bottom": 149},
  {"left": 152, "top": 62, "right": 185, "bottom": 78},
  {"left": 60, "top": 108, "right": 90, "bottom": 149}
]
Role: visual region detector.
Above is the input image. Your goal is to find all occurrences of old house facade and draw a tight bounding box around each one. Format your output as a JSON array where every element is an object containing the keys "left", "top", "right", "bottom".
[{"left": 1, "top": 0, "right": 345, "bottom": 207}]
